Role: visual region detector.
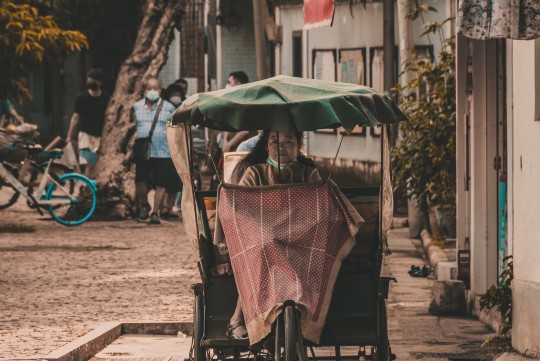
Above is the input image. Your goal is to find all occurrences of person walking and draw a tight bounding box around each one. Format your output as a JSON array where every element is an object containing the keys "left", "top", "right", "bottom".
[
  {"left": 160, "top": 82, "right": 187, "bottom": 218},
  {"left": 66, "top": 68, "right": 110, "bottom": 177},
  {"left": 133, "top": 77, "right": 177, "bottom": 225}
]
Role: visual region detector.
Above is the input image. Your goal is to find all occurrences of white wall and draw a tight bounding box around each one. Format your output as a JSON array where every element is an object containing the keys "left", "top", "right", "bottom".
[
  {"left": 510, "top": 40, "right": 540, "bottom": 357},
  {"left": 278, "top": 1, "right": 449, "bottom": 162},
  {"left": 159, "top": 29, "right": 181, "bottom": 88}
]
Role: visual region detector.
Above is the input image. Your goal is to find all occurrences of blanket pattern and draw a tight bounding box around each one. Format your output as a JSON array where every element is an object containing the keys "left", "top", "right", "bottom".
[{"left": 217, "top": 182, "right": 358, "bottom": 346}]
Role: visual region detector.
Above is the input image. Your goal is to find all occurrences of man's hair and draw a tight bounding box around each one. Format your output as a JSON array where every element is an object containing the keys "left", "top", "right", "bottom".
[
  {"left": 229, "top": 71, "right": 249, "bottom": 84},
  {"left": 144, "top": 77, "right": 162, "bottom": 87},
  {"left": 87, "top": 68, "right": 103, "bottom": 81},
  {"left": 175, "top": 78, "right": 188, "bottom": 86}
]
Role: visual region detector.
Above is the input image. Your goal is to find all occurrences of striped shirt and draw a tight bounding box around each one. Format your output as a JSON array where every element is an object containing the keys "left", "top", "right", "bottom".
[{"left": 133, "top": 98, "right": 176, "bottom": 158}]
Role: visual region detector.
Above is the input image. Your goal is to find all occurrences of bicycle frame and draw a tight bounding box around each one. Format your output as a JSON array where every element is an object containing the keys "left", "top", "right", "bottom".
[{"left": 0, "top": 159, "right": 73, "bottom": 206}]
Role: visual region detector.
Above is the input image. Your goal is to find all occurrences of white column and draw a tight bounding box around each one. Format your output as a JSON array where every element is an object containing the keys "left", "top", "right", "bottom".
[
  {"left": 469, "top": 39, "right": 499, "bottom": 296},
  {"left": 455, "top": 33, "right": 468, "bottom": 251}
]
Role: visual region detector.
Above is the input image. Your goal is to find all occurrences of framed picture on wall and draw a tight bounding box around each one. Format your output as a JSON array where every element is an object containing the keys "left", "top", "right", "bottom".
[
  {"left": 338, "top": 48, "right": 367, "bottom": 85},
  {"left": 312, "top": 49, "right": 337, "bottom": 81},
  {"left": 313, "top": 49, "right": 337, "bottom": 134},
  {"left": 369, "top": 46, "right": 399, "bottom": 93},
  {"left": 340, "top": 125, "right": 366, "bottom": 137}
]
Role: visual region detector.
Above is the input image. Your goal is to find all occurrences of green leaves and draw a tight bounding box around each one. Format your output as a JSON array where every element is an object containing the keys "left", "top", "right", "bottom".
[
  {"left": 479, "top": 256, "right": 513, "bottom": 351},
  {"left": 0, "top": 1, "right": 88, "bottom": 102},
  {"left": 392, "top": 19, "right": 456, "bottom": 215}
]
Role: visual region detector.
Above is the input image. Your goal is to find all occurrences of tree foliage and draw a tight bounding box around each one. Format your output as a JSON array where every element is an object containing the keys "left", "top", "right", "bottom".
[
  {"left": 0, "top": 1, "right": 88, "bottom": 102},
  {"left": 480, "top": 256, "right": 513, "bottom": 352},
  {"left": 392, "top": 6, "right": 456, "bottom": 217}
]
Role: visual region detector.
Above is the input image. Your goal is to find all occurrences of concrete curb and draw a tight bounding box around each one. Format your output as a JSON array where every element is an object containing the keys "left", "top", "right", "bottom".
[
  {"left": 493, "top": 352, "right": 540, "bottom": 361},
  {"left": 43, "top": 322, "right": 121, "bottom": 361},
  {"left": 420, "top": 229, "right": 450, "bottom": 273},
  {"left": 43, "top": 321, "right": 192, "bottom": 361}
]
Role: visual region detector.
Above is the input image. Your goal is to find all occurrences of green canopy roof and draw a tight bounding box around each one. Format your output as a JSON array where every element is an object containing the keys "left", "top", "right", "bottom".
[{"left": 170, "top": 75, "right": 407, "bottom": 131}]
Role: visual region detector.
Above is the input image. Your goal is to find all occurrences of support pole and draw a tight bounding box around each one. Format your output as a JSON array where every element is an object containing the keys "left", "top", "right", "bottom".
[
  {"left": 252, "top": 0, "right": 269, "bottom": 80},
  {"left": 383, "top": 0, "right": 395, "bottom": 95}
]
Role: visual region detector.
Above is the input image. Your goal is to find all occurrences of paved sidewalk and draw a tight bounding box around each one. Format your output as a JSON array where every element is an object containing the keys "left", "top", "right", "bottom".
[
  {"left": 0, "top": 203, "right": 198, "bottom": 360},
  {"left": 386, "top": 228, "right": 495, "bottom": 361}
]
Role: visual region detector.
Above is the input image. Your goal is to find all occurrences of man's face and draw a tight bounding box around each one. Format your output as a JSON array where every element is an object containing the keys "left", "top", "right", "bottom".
[
  {"left": 87, "top": 77, "right": 101, "bottom": 90},
  {"left": 145, "top": 79, "right": 161, "bottom": 93},
  {"left": 227, "top": 76, "right": 242, "bottom": 87}
]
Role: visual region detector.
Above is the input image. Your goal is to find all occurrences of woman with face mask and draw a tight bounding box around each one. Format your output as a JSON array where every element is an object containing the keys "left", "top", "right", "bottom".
[
  {"left": 163, "top": 83, "right": 186, "bottom": 107},
  {"left": 132, "top": 77, "right": 180, "bottom": 224}
]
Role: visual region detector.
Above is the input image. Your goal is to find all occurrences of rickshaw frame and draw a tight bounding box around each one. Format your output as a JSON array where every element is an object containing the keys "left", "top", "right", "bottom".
[
  {"left": 168, "top": 124, "right": 396, "bottom": 361},
  {"left": 166, "top": 76, "right": 404, "bottom": 361}
]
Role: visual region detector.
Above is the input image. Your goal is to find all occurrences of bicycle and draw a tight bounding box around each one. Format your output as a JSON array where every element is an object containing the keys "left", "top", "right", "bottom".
[{"left": 0, "top": 143, "right": 97, "bottom": 226}]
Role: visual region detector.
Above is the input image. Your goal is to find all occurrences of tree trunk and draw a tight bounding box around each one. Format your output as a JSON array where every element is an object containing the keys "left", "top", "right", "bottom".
[{"left": 93, "top": 0, "right": 186, "bottom": 218}]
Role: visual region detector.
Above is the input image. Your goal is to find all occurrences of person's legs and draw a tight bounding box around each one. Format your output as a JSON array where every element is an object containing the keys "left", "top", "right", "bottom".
[
  {"left": 156, "top": 158, "right": 182, "bottom": 218},
  {"left": 227, "top": 298, "right": 247, "bottom": 339},
  {"left": 135, "top": 161, "right": 151, "bottom": 219},
  {"left": 149, "top": 186, "right": 166, "bottom": 224}
]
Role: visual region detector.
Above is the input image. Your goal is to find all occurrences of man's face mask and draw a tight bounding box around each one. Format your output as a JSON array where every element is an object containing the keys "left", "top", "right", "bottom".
[
  {"left": 87, "top": 82, "right": 99, "bottom": 91},
  {"left": 146, "top": 90, "right": 160, "bottom": 102}
]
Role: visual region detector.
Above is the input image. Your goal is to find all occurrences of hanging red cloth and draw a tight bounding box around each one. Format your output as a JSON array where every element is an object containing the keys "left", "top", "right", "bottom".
[{"left": 303, "top": 0, "right": 335, "bottom": 30}]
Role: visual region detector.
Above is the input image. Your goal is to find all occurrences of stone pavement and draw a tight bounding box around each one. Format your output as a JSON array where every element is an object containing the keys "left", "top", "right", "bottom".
[
  {"left": 386, "top": 227, "right": 495, "bottom": 361},
  {"left": 0, "top": 201, "right": 198, "bottom": 360},
  {"left": 1, "top": 196, "right": 496, "bottom": 361},
  {"left": 82, "top": 227, "right": 496, "bottom": 361}
]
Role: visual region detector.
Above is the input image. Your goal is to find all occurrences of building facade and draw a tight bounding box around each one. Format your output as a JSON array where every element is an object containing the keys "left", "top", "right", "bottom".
[{"left": 456, "top": 2, "right": 540, "bottom": 355}]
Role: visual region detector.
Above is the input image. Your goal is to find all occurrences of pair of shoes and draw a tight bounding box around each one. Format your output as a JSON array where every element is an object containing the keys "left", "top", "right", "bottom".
[
  {"left": 148, "top": 212, "right": 161, "bottom": 225},
  {"left": 138, "top": 206, "right": 150, "bottom": 220},
  {"left": 408, "top": 265, "right": 432, "bottom": 277},
  {"left": 226, "top": 321, "right": 248, "bottom": 340},
  {"left": 160, "top": 211, "right": 180, "bottom": 220}
]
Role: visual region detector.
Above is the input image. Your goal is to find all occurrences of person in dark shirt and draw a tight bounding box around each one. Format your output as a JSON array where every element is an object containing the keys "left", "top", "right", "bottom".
[{"left": 67, "top": 68, "right": 110, "bottom": 176}]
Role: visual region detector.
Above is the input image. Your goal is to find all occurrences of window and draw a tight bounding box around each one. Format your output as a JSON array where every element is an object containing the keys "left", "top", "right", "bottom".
[{"left": 292, "top": 31, "right": 303, "bottom": 77}]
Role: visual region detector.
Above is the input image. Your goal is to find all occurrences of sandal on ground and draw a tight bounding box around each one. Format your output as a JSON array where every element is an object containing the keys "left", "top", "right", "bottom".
[
  {"left": 160, "top": 208, "right": 179, "bottom": 220},
  {"left": 409, "top": 265, "right": 432, "bottom": 277},
  {"left": 226, "top": 321, "right": 248, "bottom": 340}
]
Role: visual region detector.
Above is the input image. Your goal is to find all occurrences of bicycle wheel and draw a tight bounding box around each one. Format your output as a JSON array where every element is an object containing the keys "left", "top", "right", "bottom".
[
  {"left": 44, "top": 174, "right": 97, "bottom": 226},
  {"left": 0, "top": 164, "right": 20, "bottom": 210},
  {"left": 27, "top": 162, "right": 73, "bottom": 209}
]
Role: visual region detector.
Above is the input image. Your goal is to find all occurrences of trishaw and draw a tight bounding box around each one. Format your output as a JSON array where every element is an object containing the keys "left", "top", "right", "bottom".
[{"left": 167, "top": 76, "right": 407, "bottom": 361}]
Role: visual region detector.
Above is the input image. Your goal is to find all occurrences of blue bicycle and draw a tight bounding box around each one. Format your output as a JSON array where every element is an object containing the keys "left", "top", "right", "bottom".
[{"left": 0, "top": 143, "right": 97, "bottom": 226}]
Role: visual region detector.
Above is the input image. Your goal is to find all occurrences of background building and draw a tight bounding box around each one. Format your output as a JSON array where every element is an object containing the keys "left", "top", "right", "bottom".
[{"left": 456, "top": 2, "right": 540, "bottom": 356}]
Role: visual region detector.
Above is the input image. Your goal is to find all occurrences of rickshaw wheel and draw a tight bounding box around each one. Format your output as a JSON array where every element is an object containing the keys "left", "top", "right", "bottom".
[
  {"left": 193, "top": 293, "right": 206, "bottom": 361},
  {"left": 284, "top": 305, "right": 297, "bottom": 361}
]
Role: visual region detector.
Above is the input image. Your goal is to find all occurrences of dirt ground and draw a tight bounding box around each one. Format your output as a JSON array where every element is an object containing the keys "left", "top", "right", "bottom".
[{"left": 0, "top": 200, "right": 198, "bottom": 360}]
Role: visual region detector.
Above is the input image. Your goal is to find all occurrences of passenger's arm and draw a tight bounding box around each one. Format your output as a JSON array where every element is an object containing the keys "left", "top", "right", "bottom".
[
  {"left": 238, "top": 166, "right": 260, "bottom": 186},
  {"left": 309, "top": 167, "right": 323, "bottom": 182},
  {"left": 9, "top": 108, "right": 24, "bottom": 124}
]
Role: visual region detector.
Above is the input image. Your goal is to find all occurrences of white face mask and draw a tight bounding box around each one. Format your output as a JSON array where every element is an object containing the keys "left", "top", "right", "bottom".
[
  {"left": 170, "top": 96, "right": 182, "bottom": 106},
  {"left": 146, "top": 90, "right": 160, "bottom": 102}
]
